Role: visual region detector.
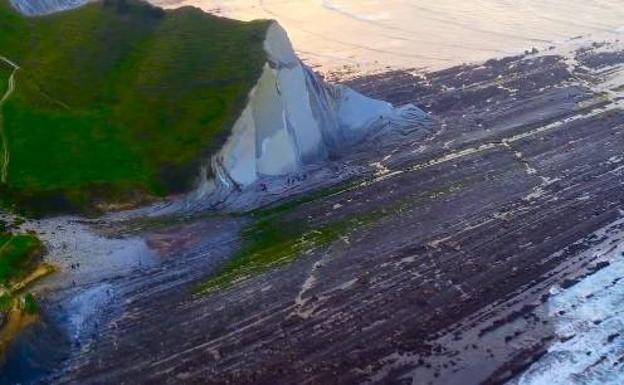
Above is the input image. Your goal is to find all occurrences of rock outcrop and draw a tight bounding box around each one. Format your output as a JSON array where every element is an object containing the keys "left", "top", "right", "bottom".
[{"left": 212, "top": 23, "right": 427, "bottom": 190}]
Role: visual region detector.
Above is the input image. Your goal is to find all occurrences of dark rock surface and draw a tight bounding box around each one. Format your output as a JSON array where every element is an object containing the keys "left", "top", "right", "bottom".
[{"left": 12, "top": 42, "right": 624, "bottom": 385}]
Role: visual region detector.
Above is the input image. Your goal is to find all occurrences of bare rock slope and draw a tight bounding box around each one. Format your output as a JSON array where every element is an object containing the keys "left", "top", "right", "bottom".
[{"left": 213, "top": 22, "right": 426, "bottom": 191}]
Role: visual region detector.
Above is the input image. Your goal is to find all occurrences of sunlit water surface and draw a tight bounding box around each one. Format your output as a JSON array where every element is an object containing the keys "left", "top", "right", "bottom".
[{"left": 153, "top": 0, "right": 624, "bottom": 72}]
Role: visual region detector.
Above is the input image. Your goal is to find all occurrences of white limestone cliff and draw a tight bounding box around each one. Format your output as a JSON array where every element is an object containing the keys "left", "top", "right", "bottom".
[{"left": 212, "top": 22, "right": 427, "bottom": 191}]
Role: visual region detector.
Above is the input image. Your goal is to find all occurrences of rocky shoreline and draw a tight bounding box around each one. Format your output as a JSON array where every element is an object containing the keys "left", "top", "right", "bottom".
[{"left": 2, "top": 38, "right": 624, "bottom": 384}]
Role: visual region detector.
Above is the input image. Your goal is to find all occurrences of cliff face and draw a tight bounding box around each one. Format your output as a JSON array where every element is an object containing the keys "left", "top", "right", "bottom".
[{"left": 213, "top": 23, "right": 427, "bottom": 190}]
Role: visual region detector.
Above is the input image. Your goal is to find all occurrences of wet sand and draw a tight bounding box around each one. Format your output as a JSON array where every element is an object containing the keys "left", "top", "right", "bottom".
[{"left": 152, "top": 0, "right": 624, "bottom": 72}]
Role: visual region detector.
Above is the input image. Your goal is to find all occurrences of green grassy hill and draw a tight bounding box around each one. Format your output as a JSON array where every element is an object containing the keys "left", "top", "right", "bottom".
[
  {"left": 0, "top": 232, "right": 42, "bottom": 286},
  {"left": 0, "top": 0, "right": 269, "bottom": 215}
]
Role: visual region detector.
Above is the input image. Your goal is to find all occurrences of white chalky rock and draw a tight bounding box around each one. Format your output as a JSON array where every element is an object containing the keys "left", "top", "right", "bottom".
[{"left": 213, "top": 22, "right": 427, "bottom": 189}]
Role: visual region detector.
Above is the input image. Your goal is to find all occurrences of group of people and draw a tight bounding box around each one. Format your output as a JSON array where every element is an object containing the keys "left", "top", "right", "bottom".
[
  {"left": 256, "top": 172, "right": 309, "bottom": 192},
  {"left": 286, "top": 173, "right": 307, "bottom": 185}
]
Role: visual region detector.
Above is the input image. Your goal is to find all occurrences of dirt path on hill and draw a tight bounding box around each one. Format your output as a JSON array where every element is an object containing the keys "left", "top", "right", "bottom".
[{"left": 0, "top": 55, "right": 19, "bottom": 184}]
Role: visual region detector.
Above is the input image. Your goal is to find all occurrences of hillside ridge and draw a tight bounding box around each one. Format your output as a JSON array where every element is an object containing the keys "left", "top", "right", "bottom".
[
  {"left": 0, "top": 0, "right": 270, "bottom": 214},
  {"left": 0, "top": 0, "right": 427, "bottom": 216}
]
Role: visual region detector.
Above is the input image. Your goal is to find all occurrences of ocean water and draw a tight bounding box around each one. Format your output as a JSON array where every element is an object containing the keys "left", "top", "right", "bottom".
[
  {"left": 152, "top": 0, "right": 624, "bottom": 71},
  {"left": 509, "top": 247, "right": 624, "bottom": 385}
]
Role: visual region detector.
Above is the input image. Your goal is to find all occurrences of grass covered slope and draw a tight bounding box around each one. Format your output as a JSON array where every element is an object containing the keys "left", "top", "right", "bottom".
[
  {"left": 0, "top": 0, "right": 269, "bottom": 214},
  {"left": 0, "top": 231, "right": 51, "bottom": 356},
  {"left": 0, "top": 233, "right": 42, "bottom": 285}
]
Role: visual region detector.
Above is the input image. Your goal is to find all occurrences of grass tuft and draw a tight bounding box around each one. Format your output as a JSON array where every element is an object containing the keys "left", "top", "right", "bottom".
[{"left": 22, "top": 292, "right": 37, "bottom": 315}]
